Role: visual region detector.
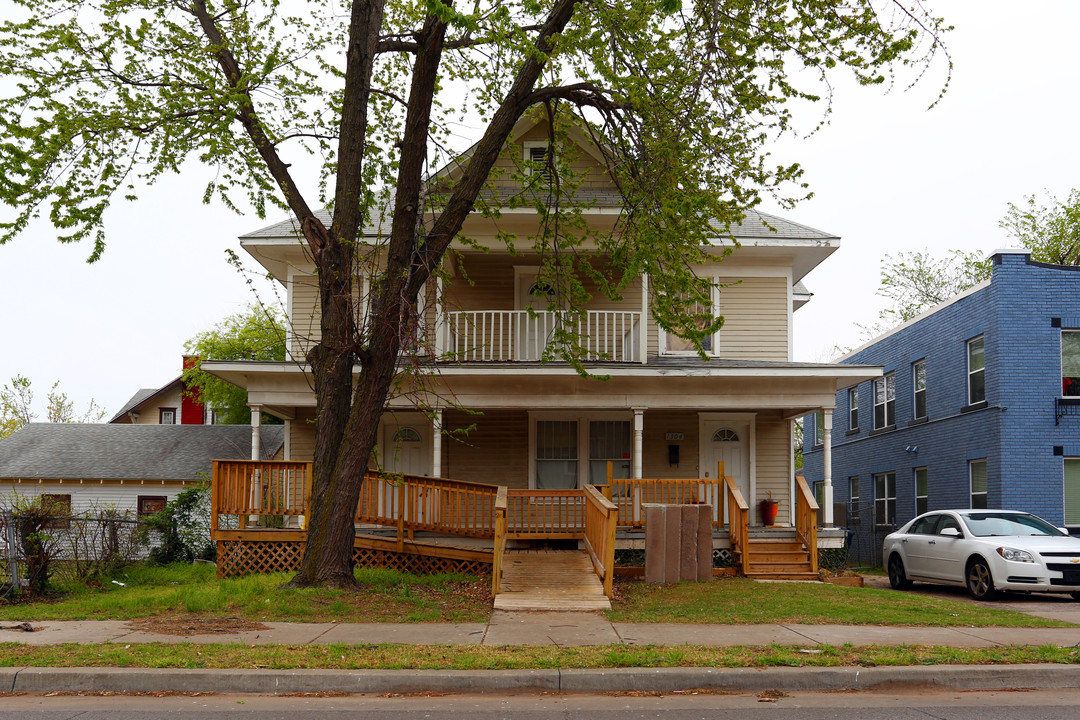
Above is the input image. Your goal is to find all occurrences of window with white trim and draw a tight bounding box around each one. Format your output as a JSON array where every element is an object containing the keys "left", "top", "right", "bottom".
[
  {"left": 914, "top": 467, "right": 928, "bottom": 516},
  {"left": 913, "top": 359, "right": 926, "bottom": 420},
  {"left": 535, "top": 420, "right": 578, "bottom": 490},
  {"left": 1062, "top": 331, "right": 1080, "bottom": 397},
  {"left": 589, "top": 420, "right": 631, "bottom": 485},
  {"left": 660, "top": 285, "right": 717, "bottom": 355},
  {"left": 849, "top": 476, "right": 860, "bottom": 523},
  {"left": 814, "top": 412, "right": 824, "bottom": 447},
  {"left": 159, "top": 408, "right": 176, "bottom": 425},
  {"left": 848, "top": 387, "right": 859, "bottom": 431},
  {"left": 874, "top": 471, "right": 896, "bottom": 526},
  {"left": 1065, "top": 458, "right": 1080, "bottom": 526},
  {"left": 967, "top": 336, "right": 985, "bottom": 405},
  {"left": 523, "top": 141, "right": 552, "bottom": 181},
  {"left": 873, "top": 374, "right": 895, "bottom": 429},
  {"left": 969, "top": 459, "right": 987, "bottom": 509}
]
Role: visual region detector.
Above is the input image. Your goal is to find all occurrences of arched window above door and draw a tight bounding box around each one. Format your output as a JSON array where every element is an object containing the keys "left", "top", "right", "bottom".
[
  {"left": 712, "top": 428, "right": 739, "bottom": 442},
  {"left": 393, "top": 427, "right": 422, "bottom": 443}
]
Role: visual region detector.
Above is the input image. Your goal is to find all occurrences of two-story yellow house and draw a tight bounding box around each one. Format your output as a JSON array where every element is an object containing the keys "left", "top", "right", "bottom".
[{"left": 204, "top": 117, "right": 877, "bottom": 585}]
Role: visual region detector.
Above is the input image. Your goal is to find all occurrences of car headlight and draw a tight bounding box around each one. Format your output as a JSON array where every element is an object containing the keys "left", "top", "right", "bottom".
[{"left": 996, "top": 547, "right": 1035, "bottom": 563}]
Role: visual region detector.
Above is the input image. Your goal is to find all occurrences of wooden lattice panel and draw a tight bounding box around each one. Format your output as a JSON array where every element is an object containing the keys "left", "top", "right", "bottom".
[
  {"left": 217, "top": 538, "right": 490, "bottom": 579},
  {"left": 217, "top": 539, "right": 305, "bottom": 578}
]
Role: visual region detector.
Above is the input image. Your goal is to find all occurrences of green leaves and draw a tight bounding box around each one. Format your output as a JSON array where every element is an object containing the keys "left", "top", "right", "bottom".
[{"left": 1000, "top": 189, "right": 1080, "bottom": 267}]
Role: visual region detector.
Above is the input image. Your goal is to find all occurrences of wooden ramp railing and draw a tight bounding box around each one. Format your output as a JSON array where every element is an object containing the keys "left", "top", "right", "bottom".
[
  {"left": 604, "top": 468, "right": 723, "bottom": 529},
  {"left": 211, "top": 460, "right": 313, "bottom": 532},
  {"left": 794, "top": 474, "right": 819, "bottom": 574},
  {"left": 724, "top": 470, "right": 750, "bottom": 576}
]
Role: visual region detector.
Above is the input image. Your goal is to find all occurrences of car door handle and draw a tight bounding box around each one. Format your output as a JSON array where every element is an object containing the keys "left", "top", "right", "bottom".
[
  {"left": 928, "top": 540, "right": 936, "bottom": 545},
  {"left": 901, "top": 538, "right": 907, "bottom": 543}
]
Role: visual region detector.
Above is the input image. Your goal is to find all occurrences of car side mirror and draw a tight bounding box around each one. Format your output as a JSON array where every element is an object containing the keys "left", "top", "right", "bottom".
[{"left": 940, "top": 527, "right": 962, "bottom": 538}]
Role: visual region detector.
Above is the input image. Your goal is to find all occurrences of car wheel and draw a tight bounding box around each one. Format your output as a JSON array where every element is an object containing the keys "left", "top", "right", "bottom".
[
  {"left": 966, "top": 558, "right": 998, "bottom": 601},
  {"left": 888, "top": 554, "right": 912, "bottom": 590}
]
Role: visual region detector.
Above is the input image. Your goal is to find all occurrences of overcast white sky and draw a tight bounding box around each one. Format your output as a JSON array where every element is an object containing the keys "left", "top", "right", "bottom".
[{"left": 1, "top": 1, "right": 1078, "bottom": 419}]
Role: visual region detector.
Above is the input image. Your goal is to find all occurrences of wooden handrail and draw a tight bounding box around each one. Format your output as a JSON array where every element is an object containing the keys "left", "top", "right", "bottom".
[
  {"left": 212, "top": 460, "right": 313, "bottom": 531},
  {"left": 356, "top": 471, "right": 500, "bottom": 539},
  {"left": 582, "top": 485, "right": 618, "bottom": 598},
  {"left": 606, "top": 477, "right": 723, "bottom": 528},
  {"left": 492, "top": 487, "right": 508, "bottom": 595},
  {"left": 724, "top": 472, "right": 750, "bottom": 576},
  {"left": 794, "top": 475, "right": 819, "bottom": 573},
  {"left": 505, "top": 489, "right": 585, "bottom": 538}
]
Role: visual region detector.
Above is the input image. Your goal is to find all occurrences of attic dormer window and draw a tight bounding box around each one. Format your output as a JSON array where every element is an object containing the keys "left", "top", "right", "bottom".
[{"left": 523, "top": 141, "right": 552, "bottom": 181}]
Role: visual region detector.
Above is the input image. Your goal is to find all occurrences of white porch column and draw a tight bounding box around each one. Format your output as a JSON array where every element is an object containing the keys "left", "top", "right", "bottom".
[
  {"left": 632, "top": 407, "right": 646, "bottom": 479},
  {"left": 823, "top": 408, "right": 834, "bottom": 528},
  {"left": 432, "top": 409, "right": 443, "bottom": 478},
  {"left": 249, "top": 406, "right": 262, "bottom": 460}
]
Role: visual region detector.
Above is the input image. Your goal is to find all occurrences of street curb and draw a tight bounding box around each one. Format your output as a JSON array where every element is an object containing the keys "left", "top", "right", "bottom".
[{"left": 5, "top": 664, "right": 1080, "bottom": 695}]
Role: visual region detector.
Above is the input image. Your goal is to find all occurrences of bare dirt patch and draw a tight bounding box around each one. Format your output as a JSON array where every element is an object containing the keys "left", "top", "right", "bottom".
[{"left": 125, "top": 615, "right": 268, "bottom": 636}]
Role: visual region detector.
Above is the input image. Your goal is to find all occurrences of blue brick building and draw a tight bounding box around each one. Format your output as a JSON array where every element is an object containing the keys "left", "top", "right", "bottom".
[{"left": 804, "top": 249, "right": 1080, "bottom": 533}]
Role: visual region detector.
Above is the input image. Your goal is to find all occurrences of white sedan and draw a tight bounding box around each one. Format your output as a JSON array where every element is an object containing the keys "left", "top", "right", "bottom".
[{"left": 882, "top": 509, "right": 1080, "bottom": 600}]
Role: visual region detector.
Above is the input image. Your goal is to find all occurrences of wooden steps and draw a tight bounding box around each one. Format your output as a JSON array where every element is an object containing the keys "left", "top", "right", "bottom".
[
  {"left": 742, "top": 538, "right": 818, "bottom": 581},
  {"left": 494, "top": 548, "right": 610, "bottom": 611}
]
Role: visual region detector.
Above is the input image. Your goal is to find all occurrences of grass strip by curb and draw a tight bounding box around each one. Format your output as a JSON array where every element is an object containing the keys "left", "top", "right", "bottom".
[{"left": 2, "top": 642, "right": 1079, "bottom": 670}]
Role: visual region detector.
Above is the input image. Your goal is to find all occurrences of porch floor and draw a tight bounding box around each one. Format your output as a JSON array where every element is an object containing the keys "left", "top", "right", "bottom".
[{"left": 494, "top": 548, "right": 610, "bottom": 612}]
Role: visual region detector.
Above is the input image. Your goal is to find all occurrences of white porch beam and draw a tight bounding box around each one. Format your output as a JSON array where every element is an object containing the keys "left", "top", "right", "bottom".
[
  {"left": 432, "top": 409, "right": 443, "bottom": 478},
  {"left": 632, "top": 407, "right": 646, "bottom": 479},
  {"left": 823, "top": 408, "right": 834, "bottom": 527}
]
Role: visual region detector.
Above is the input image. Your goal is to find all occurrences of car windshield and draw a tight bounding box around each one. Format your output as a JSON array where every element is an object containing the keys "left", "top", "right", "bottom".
[{"left": 960, "top": 512, "right": 1066, "bottom": 537}]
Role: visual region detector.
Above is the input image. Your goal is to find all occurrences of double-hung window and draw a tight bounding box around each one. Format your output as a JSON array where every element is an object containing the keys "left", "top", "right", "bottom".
[
  {"left": 159, "top": 408, "right": 176, "bottom": 425},
  {"left": 914, "top": 467, "right": 928, "bottom": 516},
  {"left": 912, "top": 360, "right": 926, "bottom": 420},
  {"left": 661, "top": 283, "right": 718, "bottom": 355},
  {"left": 969, "top": 459, "right": 988, "bottom": 509},
  {"left": 874, "top": 471, "right": 896, "bottom": 526},
  {"left": 848, "top": 387, "right": 859, "bottom": 430},
  {"left": 873, "top": 374, "right": 895, "bottom": 429},
  {"left": 814, "top": 412, "right": 825, "bottom": 447},
  {"left": 1065, "top": 459, "right": 1080, "bottom": 526},
  {"left": 967, "top": 336, "right": 986, "bottom": 405},
  {"left": 1063, "top": 331, "right": 1080, "bottom": 397},
  {"left": 849, "top": 476, "right": 860, "bottom": 524}
]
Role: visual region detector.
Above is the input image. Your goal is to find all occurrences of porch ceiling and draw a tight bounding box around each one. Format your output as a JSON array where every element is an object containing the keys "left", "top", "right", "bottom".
[{"left": 202, "top": 360, "right": 877, "bottom": 413}]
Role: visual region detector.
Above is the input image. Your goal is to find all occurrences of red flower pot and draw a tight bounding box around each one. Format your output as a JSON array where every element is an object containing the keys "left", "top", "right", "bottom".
[{"left": 760, "top": 500, "right": 778, "bottom": 526}]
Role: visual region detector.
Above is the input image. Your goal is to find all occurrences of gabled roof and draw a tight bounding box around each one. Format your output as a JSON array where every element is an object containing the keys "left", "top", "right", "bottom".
[
  {"left": 109, "top": 382, "right": 182, "bottom": 423},
  {"left": 0, "top": 424, "right": 285, "bottom": 481}
]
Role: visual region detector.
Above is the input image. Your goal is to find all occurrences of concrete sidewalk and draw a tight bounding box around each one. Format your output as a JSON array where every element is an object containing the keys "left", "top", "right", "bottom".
[
  {"left": 5, "top": 611, "right": 1080, "bottom": 695},
  {"left": 5, "top": 610, "right": 1080, "bottom": 648}
]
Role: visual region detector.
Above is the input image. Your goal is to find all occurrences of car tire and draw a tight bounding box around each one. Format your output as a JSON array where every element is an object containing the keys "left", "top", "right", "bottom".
[
  {"left": 966, "top": 558, "right": 998, "bottom": 601},
  {"left": 888, "top": 554, "right": 912, "bottom": 590}
]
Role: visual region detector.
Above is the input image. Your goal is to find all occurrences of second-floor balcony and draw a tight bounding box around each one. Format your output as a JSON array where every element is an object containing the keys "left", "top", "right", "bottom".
[{"left": 437, "top": 310, "right": 642, "bottom": 363}]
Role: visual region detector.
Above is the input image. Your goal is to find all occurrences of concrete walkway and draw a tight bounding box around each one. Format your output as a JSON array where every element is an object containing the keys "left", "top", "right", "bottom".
[{"left": 5, "top": 610, "right": 1080, "bottom": 648}]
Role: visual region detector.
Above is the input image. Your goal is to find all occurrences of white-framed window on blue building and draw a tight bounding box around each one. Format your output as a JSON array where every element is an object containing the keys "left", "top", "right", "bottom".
[
  {"left": 849, "top": 476, "right": 860, "bottom": 524},
  {"left": 967, "top": 336, "right": 985, "bottom": 405},
  {"left": 814, "top": 412, "right": 824, "bottom": 447},
  {"left": 1062, "top": 331, "right": 1080, "bottom": 397},
  {"left": 848, "top": 387, "right": 859, "bottom": 430},
  {"left": 874, "top": 471, "right": 896, "bottom": 526},
  {"left": 873, "top": 374, "right": 895, "bottom": 429},
  {"left": 914, "top": 467, "right": 928, "bottom": 516},
  {"left": 969, "top": 459, "right": 987, "bottom": 509},
  {"left": 1065, "top": 459, "right": 1080, "bottom": 526},
  {"left": 913, "top": 360, "right": 926, "bottom": 420}
]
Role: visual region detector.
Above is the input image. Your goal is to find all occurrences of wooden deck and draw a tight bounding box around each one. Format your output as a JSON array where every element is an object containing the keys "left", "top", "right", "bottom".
[{"left": 494, "top": 548, "right": 610, "bottom": 611}]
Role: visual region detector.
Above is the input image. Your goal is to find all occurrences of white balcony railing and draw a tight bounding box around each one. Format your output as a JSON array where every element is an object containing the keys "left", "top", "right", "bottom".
[{"left": 440, "top": 310, "right": 641, "bottom": 362}]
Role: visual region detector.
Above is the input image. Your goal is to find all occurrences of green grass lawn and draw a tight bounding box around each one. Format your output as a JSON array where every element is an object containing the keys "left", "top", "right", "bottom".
[
  {"left": 605, "top": 576, "right": 1073, "bottom": 627},
  {"left": 0, "top": 563, "right": 491, "bottom": 623},
  {"left": 2, "top": 564, "right": 1072, "bottom": 629}
]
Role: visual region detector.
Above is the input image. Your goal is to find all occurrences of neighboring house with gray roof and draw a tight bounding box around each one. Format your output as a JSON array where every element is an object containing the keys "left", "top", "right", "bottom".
[
  {"left": 110, "top": 356, "right": 213, "bottom": 426},
  {"left": 0, "top": 424, "right": 283, "bottom": 517}
]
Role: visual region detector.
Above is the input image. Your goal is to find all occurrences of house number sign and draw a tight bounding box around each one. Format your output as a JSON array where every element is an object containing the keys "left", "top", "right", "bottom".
[{"left": 665, "top": 432, "right": 684, "bottom": 441}]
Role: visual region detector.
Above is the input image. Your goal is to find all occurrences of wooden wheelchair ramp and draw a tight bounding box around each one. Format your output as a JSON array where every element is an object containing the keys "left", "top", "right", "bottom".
[{"left": 494, "top": 548, "right": 610, "bottom": 611}]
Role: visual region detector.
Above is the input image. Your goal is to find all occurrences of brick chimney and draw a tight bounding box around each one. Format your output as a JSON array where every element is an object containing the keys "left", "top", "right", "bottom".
[{"left": 180, "top": 355, "right": 205, "bottom": 425}]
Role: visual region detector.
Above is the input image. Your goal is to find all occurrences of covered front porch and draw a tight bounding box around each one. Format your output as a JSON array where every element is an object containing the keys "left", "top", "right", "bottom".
[{"left": 210, "top": 459, "right": 832, "bottom": 608}]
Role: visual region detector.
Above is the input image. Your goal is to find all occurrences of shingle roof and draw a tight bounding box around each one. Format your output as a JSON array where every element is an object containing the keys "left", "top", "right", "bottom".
[
  {"left": 0, "top": 424, "right": 285, "bottom": 481},
  {"left": 109, "top": 385, "right": 175, "bottom": 423},
  {"left": 241, "top": 201, "right": 835, "bottom": 243}
]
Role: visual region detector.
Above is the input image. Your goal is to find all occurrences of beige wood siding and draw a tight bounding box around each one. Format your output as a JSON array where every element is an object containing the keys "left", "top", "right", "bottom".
[
  {"left": 288, "top": 408, "right": 317, "bottom": 463},
  {"left": 641, "top": 409, "right": 700, "bottom": 479},
  {"left": 442, "top": 409, "right": 529, "bottom": 488},
  {"left": 488, "top": 122, "right": 614, "bottom": 190},
  {"left": 717, "top": 276, "right": 788, "bottom": 361},
  {"left": 754, "top": 411, "right": 792, "bottom": 525},
  {"left": 290, "top": 274, "right": 321, "bottom": 357}
]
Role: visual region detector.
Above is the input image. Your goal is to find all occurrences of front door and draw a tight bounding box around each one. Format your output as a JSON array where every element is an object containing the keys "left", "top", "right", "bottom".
[
  {"left": 383, "top": 422, "right": 430, "bottom": 476},
  {"left": 700, "top": 416, "right": 752, "bottom": 523},
  {"left": 517, "top": 274, "right": 556, "bottom": 361}
]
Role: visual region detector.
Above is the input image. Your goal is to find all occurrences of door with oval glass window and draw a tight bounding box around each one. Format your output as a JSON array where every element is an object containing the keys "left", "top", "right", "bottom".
[{"left": 700, "top": 418, "right": 751, "bottom": 524}]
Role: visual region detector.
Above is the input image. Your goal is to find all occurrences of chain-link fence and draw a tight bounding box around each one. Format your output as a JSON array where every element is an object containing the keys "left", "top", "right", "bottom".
[{"left": 1, "top": 510, "right": 165, "bottom": 599}]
